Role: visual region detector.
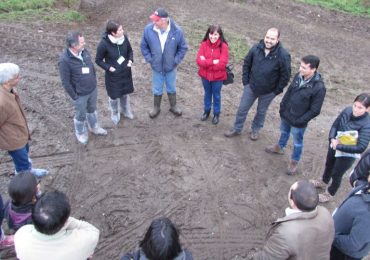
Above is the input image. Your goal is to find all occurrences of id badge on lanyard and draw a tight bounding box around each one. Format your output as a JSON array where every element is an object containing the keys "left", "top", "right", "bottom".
[{"left": 82, "top": 67, "right": 90, "bottom": 74}]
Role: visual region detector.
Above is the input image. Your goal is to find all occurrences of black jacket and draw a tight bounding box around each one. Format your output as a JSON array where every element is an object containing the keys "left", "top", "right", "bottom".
[
  {"left": 95, "top": 33, "right": 134, "bottom": 99},
  {"left": 121, "top": 249, "right": 193, "bottom": 260},
  {"left": 58, "top": 48, "right": 96, "bottom": 100},
  {"left": 279, "top": 72, "right": 326, "bottom": 128},
  {"left": 329, "top": 107, "right": 370, "bottom": 154},
  {"left": 333, "top": 184, "right": 370, "bottom": 259},
  {"left": 350, "top": 149, "right": 370, "bottom": 187},
  {"left": 242, "top": 40, "right": 291, "bottom": 95}
]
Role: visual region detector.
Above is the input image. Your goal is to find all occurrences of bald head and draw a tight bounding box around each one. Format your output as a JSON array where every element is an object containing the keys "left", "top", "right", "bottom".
[
  {"left": 264, "top": 28, "right": 280, "bottom": 50},
  {"left": 289, "top": 180, "right": 318, "bottom": 211}
]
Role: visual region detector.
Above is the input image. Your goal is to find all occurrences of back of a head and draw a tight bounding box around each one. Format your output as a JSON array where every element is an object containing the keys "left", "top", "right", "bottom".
[
  {"left": 0, "top": 63, "right": 20, "bottom": 85},
  {"left": 8, "top": 172, "right": 37, "bottom": 206},
  {"left": 32, "top": 190, "right": 70, "bottom": 235},
  {"left": 140, "top": 217, "right": 182, "bottom": 260},
  {"left": 291, "top": 180, "right": 319, "bottom": 211}
]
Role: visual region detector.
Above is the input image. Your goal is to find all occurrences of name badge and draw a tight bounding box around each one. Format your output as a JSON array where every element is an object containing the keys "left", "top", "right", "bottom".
[
  {"left": 82, "top": 67, "right": 90, "bottom": 74},
  {"left": 117, "top": 56, "right": 125, "bottom": 65}
]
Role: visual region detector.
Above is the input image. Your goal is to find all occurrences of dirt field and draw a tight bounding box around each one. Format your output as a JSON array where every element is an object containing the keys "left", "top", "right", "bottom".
[{"left": 1, "top": 0, "right": 370, "bottom": 259}]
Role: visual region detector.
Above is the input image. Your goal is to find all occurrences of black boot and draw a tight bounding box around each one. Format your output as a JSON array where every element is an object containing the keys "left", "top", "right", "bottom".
[
  {"left": 168, "top": 93, "right": 182, "bottom": 116},
  {"left": 212, "top": 114, "right": 219, "bottom": 125},
  {"left": 149, "top": 95, "right": 162, "bottom": 118},
  {"left": 200, "top": 111, "right": 210, "bottom": 121}
]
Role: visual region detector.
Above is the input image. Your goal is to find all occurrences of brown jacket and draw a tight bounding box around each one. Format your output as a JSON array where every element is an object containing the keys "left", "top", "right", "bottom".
[
  {"left": 254, "top": 206, "right": 334, "bottom": 260},
  {"left": 0, "top": 87, "right": 30, "bottom": 151}
]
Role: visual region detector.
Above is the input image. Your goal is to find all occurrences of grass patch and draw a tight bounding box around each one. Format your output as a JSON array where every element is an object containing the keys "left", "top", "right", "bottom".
[
  {"left": 297, "top": 0, "right": 370, "bottom": 16},
  {"left": 0, "top": 0, "right": 54, "bottom": 12},
  {"left": 0, "top": 0, "right": 85, "bottom": 22},
  {"left": 186, "top": 21, "right": 249, "bottom": 64}
]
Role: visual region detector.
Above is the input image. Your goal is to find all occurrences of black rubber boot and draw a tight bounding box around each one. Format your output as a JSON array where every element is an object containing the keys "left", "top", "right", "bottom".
[
  {"left": 212, "top": 114, "right": 220, "bottom": 125},
  {"left": 168, "top": 93, "right": 182, "bottom": 116},
  {"left": 149, "top": 95, "right": 162, "bottom": 118},
  {"left": 200, "top": 111, "right": 210, "bottom": 121}
]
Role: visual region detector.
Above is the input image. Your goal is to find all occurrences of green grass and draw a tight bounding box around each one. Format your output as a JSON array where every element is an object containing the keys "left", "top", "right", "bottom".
[
  {"left": 297, "top": 0, "right": 370, "bottom": 16},
  {"left": 186, "top": 21, "right": 249, "bottom": 64},
  {"left": 0, "top": 0, "right": 54, "bottom": 12},
  {"left": 0, "top": 0, "right": 85, "bottom": 22}
]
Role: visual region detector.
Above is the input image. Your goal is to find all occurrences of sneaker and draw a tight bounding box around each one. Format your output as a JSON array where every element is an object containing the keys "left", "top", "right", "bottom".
[
  {"left": 30, "top": 168, "right": 49, "bottom": 179},
  {"left": 224, "top": 129, "right": 241, "bottom": 138},
  {"left": 319, "top": 191, "right": 333, "bottom": 203},
  {"left": 0, "top": 235, "right": 14, "bottom": 250},
  {"left": 76, "top": 132, "right": 88, "bottom": 144},
  {"left": 309, "top": 179, "right": 327, "bottom": 189},
  {"left": 90, "top": 127, "right": 107, "bottom": 136},
  {"left": 286, "top": 160, "right": 299, "bottom": 175},
  {"left": 265, "top": 144, "right": 284, "bottom": 155},
  {"left": 250, "top": 131, "right": 259, "bottom": 141}
]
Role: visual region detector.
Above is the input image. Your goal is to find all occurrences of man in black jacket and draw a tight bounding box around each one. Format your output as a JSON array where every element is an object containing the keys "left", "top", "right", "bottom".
[
  {"left": 350, "top": 149, "right": 370, "bottom": 187},
  {"left": 59, "top": 31, "right": 107, "bottom": 144},
  {"left": 265, "top": 55, "right": 326, "bottom": 175},
  {"left": 225, "top": 28, "right": 291, "bottom": 140}
]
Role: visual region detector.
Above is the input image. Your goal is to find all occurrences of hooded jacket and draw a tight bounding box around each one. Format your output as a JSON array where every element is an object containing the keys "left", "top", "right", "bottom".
[
  {"left": 242, "top": 40, "right": 291, "bottom": 95},
  {"left": 280, "top": 72, "right": 326, "bottom": 128},
  {"left": 140, "top": 19, "right": 188, "bottom": 73},
  {"left": 349, "top": 149, "right": 370, "bottom": 187},
  {"left": 196, "top": 39, "right": 228, "bottom": 81}
]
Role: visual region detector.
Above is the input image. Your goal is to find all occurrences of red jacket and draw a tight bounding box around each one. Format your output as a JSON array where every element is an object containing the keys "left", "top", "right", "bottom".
[{"left": 196, "top": 39, "right": 228, "bottom": 81}]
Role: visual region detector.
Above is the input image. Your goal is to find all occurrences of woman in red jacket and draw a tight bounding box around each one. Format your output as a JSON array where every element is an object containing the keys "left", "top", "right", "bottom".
[{"left": 196, "top": 25, "right": 229, "bottom": 125}]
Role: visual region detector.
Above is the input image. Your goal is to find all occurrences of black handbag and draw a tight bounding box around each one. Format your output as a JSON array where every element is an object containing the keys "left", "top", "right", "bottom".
[{"left": 223, "top": 64, "right": 234, "bottom": 85}]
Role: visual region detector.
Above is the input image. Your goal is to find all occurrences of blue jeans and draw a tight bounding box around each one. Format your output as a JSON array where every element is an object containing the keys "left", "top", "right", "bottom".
[
  {"left": 233, "top": 84, "right": 276, "bottom": 133},
  {"left": 278, "top": 119, "right": 306, "bottom": 161},
  {"left": 152, "top": 69, "right": 176, "bottom": 95},
  {"left": 73, "top": 88, "right": 97, "bottom": 121},
  {"left": 202, "top": 78, "right": 222, "bottom": 115},
  {"left": 8, "top": 143, "right": 31, "bottom": 172}
]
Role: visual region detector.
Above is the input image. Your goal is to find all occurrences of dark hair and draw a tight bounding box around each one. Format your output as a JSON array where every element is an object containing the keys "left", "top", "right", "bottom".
[
  {"left": 140, "top": 217, "right": 182, "bottom": 260},
  {"left": 202, "top": 24, "right": 228, "bottom": 44},
  {"left": 301, "top": 55, "right": 320, "bottom": 69},
  {"left": 32, "top": 190, "right": 70, "bottom": 235},
  {"left": 8, "top": 172, "right": 37, "bottom": 206},
  {"left": 290, "top": 180, "right": 318, "bottom": 211},
  {"left": 354, "top": 93, "right": 370, "bottom": 108},
  {"left": 106, "top": 20, "right": 121, "bottom": 35},
  {"left": 65, "top": 30, "right": 82, "bottom": 48}
]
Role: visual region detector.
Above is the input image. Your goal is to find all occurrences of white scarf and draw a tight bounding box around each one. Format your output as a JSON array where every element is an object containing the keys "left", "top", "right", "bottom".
[{"left": 108, "top": 34, "right": 125, "bottom": 45}]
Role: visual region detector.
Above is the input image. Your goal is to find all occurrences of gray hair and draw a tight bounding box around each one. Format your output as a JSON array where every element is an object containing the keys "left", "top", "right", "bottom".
[
  {"left": 0, "top": 63, "right": 20, "bottom": 85},
  {"left": 65, "top": 30, "right": 82, "bottom": 48}
]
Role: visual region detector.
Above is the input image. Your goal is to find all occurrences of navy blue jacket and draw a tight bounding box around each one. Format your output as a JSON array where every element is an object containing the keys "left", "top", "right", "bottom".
[
  {"left": 279, "top": 72, "right": 326, "bottom": 128},
  {"left": 95, "top": 33, "right": 134, "bottom": 99},
  {"left": 242, "top": 40, "right": 291, "bottom": 95},
  {"left": 58, "top": 48, "right": 96, "bottom": 100},
  {"left": 333, "top": 184, "right": 370, "bottom": 259},
  {"left": 140, "top": 19, "right": 188, "bottom": 73},
  {"left": 329, "top": 107, "right": 370, "bottom": 154}
]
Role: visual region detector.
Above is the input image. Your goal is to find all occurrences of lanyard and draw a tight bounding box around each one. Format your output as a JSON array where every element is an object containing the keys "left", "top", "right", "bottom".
[{"left": 116, "top": 44, "right": 121, "bottom": 57}]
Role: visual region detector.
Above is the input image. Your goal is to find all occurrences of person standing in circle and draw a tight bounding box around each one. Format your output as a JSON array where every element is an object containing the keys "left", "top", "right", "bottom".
[
  {"left": 96, "top": 20, "right": 134, "bottom": 125},
  {"left": 196, "top": 25, "right": 229, "bottom": 125}
]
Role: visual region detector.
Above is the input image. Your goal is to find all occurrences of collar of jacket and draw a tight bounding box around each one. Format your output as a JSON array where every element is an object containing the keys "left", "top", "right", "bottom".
[
  {"left": 206, "top": 38, "right": 221, "bottom": 48},
  {"left": 296, "top": 72, "right": 322, "bottom": 88},
  {"left": 273, "top": 206, "right": 318, "bottom": 224},
  {"left": 66, "top": 48, "right": 86, "bottom": 59}
]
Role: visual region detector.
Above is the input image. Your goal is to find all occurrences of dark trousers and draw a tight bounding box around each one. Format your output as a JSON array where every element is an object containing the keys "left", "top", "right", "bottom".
[
  {"left": 322, "top": 147, "right": 355, "bottom": 196},
  {"left": 330, "top": 245, "right": 361, "bottom": 260}
]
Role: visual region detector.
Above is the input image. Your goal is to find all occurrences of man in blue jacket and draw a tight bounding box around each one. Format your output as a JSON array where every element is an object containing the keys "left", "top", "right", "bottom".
[
  {"left": 59, "top": 31, "right": 107, "bottom": 144},
  {"left": 225, "top": 28, "right": 291, "bottom": 140},
  {"left": 140, "top": 8, "right": 188, "bottom": 118}
]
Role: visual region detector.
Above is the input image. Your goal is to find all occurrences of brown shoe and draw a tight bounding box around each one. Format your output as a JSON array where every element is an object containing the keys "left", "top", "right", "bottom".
[
  {"left": 287, "top": 160, "right": 299, "bottom": 175},
  {"left": 250, "top": 131, "right": 259, "bottom": 141},
  {"left": 224, "top": 129, "right": 241, "bottom": 138},
  {"left": 265, "top": 144, "right": 284, "bottom": 155}
]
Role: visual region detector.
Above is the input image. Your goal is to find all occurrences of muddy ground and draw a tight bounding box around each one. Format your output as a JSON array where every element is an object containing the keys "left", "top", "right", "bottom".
[{"left": 0, "top": 0, "right": 370, "bottom": 259}]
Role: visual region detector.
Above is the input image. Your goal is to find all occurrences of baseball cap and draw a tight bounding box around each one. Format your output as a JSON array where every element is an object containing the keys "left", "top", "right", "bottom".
[{"left": 149, "top": 8, "right": 169, "bottom": 22}]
